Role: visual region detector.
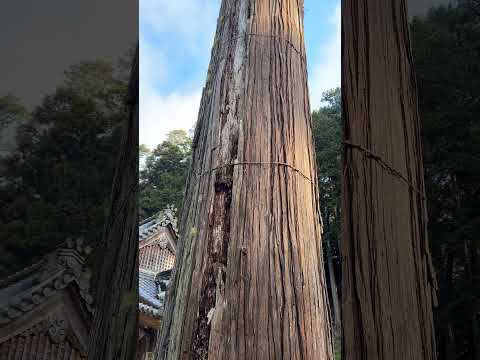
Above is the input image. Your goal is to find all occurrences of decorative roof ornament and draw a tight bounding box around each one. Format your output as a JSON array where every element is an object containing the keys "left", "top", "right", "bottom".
[
  {"left": 47, "top": 315, "right": 67, "bottom": 343},
  {"left": 158, "top": 204, "right": 178, "bottom": 234}
]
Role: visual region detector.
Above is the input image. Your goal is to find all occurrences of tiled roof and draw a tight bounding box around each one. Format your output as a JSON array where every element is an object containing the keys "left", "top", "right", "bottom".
[
  {"left": 138, "top": 210, "right": 176, "bottom": 322},
  {"left": 0, "top": 238, "right": 94, "bottom": 325},
  {"left": 139, "top": 219, "right": 161, "bottom": 242},
  {"left": 138, "top": 268, "right": 172, "bottom": 319},
  {"left": 138, "top": 209, "right": 177, "bottom": 322},
  {"left": 139, "top": 270, "right": 162, "bottom": 308},
  {"left": 139, "top": 208, "right": 178, "bottom": 243}
]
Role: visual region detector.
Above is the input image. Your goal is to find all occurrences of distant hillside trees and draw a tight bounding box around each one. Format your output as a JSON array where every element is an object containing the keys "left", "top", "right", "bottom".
[{"left": 139, "top": 129, "right": 192, "bottom": 220}]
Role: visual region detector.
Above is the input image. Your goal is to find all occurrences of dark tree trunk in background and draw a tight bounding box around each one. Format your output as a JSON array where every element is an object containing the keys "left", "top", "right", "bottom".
[
  {"left": 438, "top": 250, "right": 455, "bottom": 360},
  {"left": 472, "top": 243, "right": 480, "bottom": 358},
  {"left": 341, "top": 1, "right": 437, "bottom": 359},
  {"left": 325, "top": 209, "right": 341, "bottom": 336},
  {"left": 327, "top": 247, "right": 341, "bottom": 336},
  {"left": 156, "top": 0, "right": 333, "bottom": 359},
  {"left": 87, "top": 47, "right": 139, "bottom": 360},
  {"left": 465, "top": 238, "right": 480, "bottom": 359}
]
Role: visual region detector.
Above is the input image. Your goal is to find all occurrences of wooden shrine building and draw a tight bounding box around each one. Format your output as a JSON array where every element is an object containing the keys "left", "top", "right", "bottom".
[
  {"left": 0, "top": 209, "right": 177, "bottom": 360},
  {"left": 137, "top": 209, "right": 177, "bottom": 360},
  {"left": 0, "top": 238, "right": 94, "bottom": 359}
]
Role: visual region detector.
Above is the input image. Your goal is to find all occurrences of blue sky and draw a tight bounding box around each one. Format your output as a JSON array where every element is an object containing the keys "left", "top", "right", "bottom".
[{"left": 140, "top": 0, "right": 340, "bottom": 149}]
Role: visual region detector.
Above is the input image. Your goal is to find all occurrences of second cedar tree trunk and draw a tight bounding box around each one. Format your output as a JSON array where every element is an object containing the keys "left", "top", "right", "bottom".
[
  {"left": 341, "top": 1, "right": 437, "bottom": 359},
  {"left": 156, "top": 0, "right": 333, "bottom": 359},
  {"left": 87, "top": 47, "right": 139, "bottom": 360}
]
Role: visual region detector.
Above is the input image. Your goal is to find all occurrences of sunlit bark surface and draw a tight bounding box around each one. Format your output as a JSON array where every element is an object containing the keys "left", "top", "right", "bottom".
[
  {"left": 341, "top": 1, "right": 437, "bottom": 359},
  {"left": 156, "top": 1, "right": 333, "bottom": 359}
]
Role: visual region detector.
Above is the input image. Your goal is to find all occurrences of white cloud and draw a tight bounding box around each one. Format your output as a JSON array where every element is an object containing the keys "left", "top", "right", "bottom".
[
  {"left": 139, "top": 0, "right": 341, "bottom": 149},
  {"left": 139, "top": 0, "right": 220, "bottom": 149},
  {"left": 139, "top": 85, "right": 201, "bottom": 149},
  {"left": 309, "top": 4, "right": 341, "bottom": 110}
]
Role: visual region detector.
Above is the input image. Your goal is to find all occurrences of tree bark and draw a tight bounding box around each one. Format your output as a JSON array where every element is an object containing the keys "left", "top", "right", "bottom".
[
  {"left": 341, "top": 1, "right": 437, "bottom": 359},
  {"left": 87, "top": 46, "right": 139, "bottom": 360},
  {"left": 156, "top": 1, "right": 333, "bottom": 359}
]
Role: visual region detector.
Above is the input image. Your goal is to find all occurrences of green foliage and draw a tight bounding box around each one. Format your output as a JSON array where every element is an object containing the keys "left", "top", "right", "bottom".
[
  {"left": 0, "top": 59, "right": 128, "bottom": 277},
  {"left": 0, "top": 95, "right": 27, "bottom": 126},
  {"left": 411, "top": 1, "right": 480, "bottom": 357},
  {"left": 139, "top": 129, "right": 192, "bottom": 220},
  {"left": 139, "top": 144, "right": 151, "bottom": 158},
  {"left": 312, "top": 88, "right": 343, "bottom": 341},
  {"left": 312, "top": 88, "right": 341, "bottom": 258},
  {"left": 334, "top": 336, "right": 342, "bottom": 360}
]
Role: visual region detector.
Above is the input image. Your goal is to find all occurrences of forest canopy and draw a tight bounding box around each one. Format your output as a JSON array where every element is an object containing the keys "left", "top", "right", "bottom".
[
  {"left": 411, "top": 1, "right": 480, "bottom": 357},
  {"left": 0, "top": 56, "right": 132, "bottom": 277}
]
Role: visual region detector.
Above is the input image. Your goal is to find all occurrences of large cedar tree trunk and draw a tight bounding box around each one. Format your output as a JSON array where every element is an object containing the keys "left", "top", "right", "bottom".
[
  {"left": 156, "top": 1, "right": 333, "bottom": 359},
  {"left": 341, "top": 1, "right": 437, "bottom": 359},
  {"left": 87, "top": 47, "right": 139, "bottom": 360}
]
